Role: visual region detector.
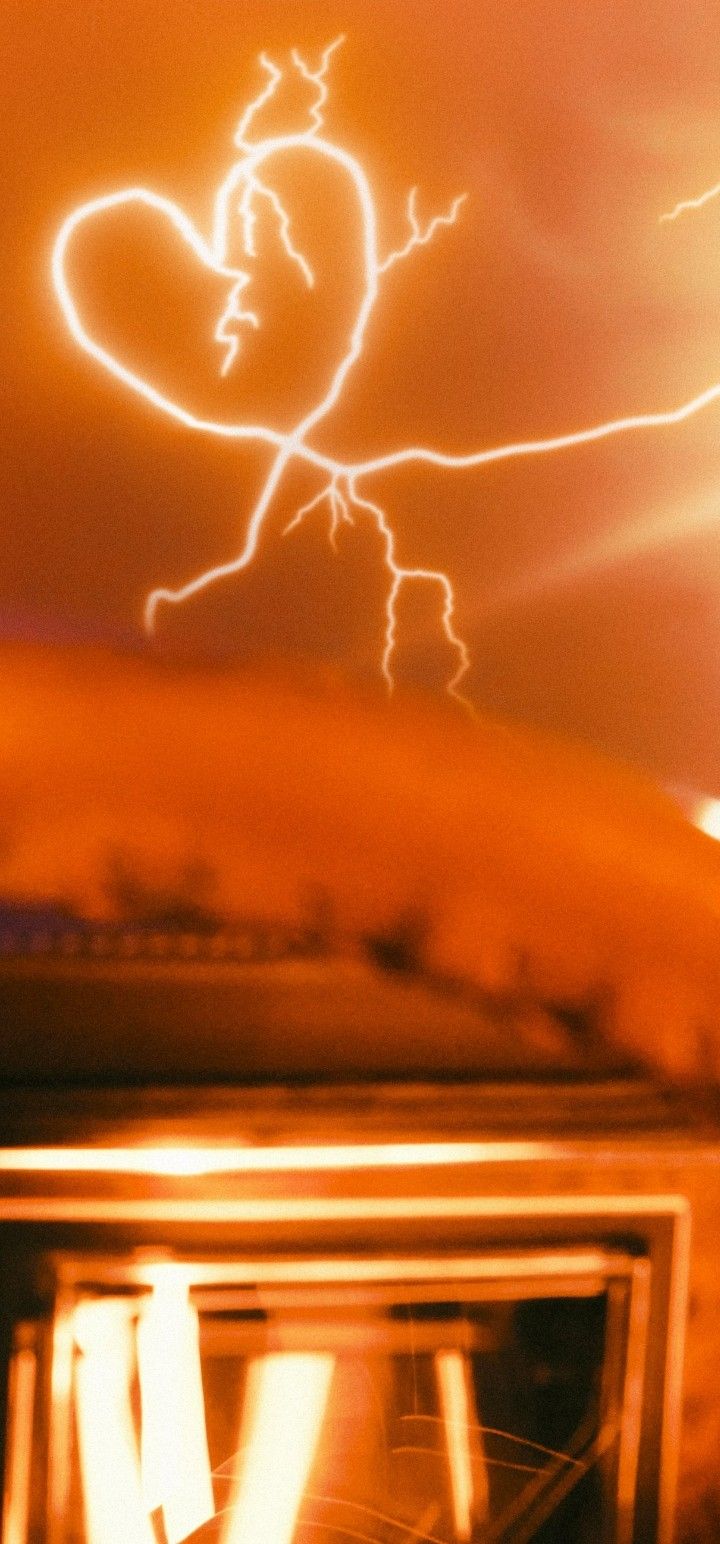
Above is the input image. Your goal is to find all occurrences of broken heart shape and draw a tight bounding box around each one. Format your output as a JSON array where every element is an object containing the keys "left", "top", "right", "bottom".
[
  {"left": 52, "top": 135, "right": 377, "bottom": 450},
  {"left": 53, "top": 40, "right": 720, "bottom": 706},
  {"left": 69, "top": 37, "right": 720, "bottom": 709},
  {"left": 50, "top": 40, "right": 478, "bottom": 702}
]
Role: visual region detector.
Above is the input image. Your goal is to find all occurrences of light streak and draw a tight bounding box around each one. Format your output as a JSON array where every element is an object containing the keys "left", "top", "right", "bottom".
[
  {"left": 474, "top": 478, "right": 720, "bottom": 624},
  {"left": 136, "top": 1273, "right": 214, "bottom": 1544},
  {"left": 223, "top": 1353, "right": 334, "bottom": 1544},
  {"left": 435, "top": 1351, "right": 488, "bottom": 1538},
  {"left": 3, "top": 1338, "right": 37, "bottom": 1544},
  {"left": 661, "top": 181, "right": 720, "bottom": 223},
  {"left": 52, "top": 41, "right": 720, "bottom": 701},
  {"left": 215, "top": 276, "right": 259, "bottom": 379},
  {"left": 73, "top": 1301, "right": 155, "bottom": 1544},
  {"left": 247, "top": 179, "right": 315, "bottom": 287},
  {"left": 0, "top": 1138, "right": 562, "bottom": 1175},
  {"left": 50, "top": 40, "right": 469, "bottom": 700},
  {"left": 475, "top": 175, "right": 720, "bottom": 616},
  {"left": 284, "top": 477, "right": 354, "bottom": 552}
]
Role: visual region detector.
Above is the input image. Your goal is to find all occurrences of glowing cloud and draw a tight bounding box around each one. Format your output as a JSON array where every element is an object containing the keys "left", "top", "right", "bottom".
[{"left": 52, "top": 41, "right": 720, "bottom": 703}]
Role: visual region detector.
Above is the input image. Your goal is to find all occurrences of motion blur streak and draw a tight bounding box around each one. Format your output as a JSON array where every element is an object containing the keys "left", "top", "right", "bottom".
[
  {"left": 0, "top": 1141, "right": 550, "bottom": 1174},
  {"left": 223, "top": 1353, "right": 334, "bottom": 1544},
  {"left": 73, "top": 1302, "right": 155, "bottom": 1544},
  {"left": 435, "top": 1351, "right": 485, "bottom": 1538},
  {"left": 137, "top": 1274, "right": 214, "bottom": 1544}
]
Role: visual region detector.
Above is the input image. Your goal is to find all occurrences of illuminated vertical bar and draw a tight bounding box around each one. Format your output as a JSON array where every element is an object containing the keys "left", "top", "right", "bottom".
[
  {"left": 223, "top": 1353, "right": 334, "bottom": 1544},
  {"left": 137, "top": 1274, "right": 214, "bottom": 1544},
  {"left": 435, "top": 1349, "right": 489, "bottom": 1539},
  {"left": 2, "top": 1330, "right": 37, "bottom": 1544},
  {"left": 73, "top": 1301, "right": 155, "bottom": 1544}
]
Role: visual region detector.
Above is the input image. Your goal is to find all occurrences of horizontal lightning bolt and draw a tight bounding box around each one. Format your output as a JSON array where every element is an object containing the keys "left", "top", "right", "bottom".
[
  {"left": 660, "top": 180, "right": 720, "bottom": 223},
  {"left": 52, "top": 42, "right": 720, "bottom": 703}
]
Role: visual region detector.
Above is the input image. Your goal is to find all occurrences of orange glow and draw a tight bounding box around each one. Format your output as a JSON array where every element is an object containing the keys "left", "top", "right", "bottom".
[
  {"left": 136, "top": 1273, "right": 214, "bottom": 1544},
  {"left": 73, "top": 1302, "right": 155, "bottom": 1544},
  {"left": 435, "top": 1350, "right": 486, "bottom": 1538},
  {"left": 223, "top": 1353, "right": 334, "bottom": 1544}
]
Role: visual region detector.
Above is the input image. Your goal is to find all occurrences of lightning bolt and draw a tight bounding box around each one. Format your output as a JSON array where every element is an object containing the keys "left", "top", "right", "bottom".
[
  {"left": 378, "top": 187, "right": 468, "bottom": 275},
  {"left": 660, "top": 181, "right": 720, "bottom": 223},
  {"left": 214, "top": 273, "right": 260, "bottom": 380},
  {"left": 290, "top": 36, "right": 346, "bottom": 138},
  {"left": 51, "top": 41, "right": 720, "bottom": 707},
  {"left": 234, "top": 52, "right": 283, "bottom": 151}
]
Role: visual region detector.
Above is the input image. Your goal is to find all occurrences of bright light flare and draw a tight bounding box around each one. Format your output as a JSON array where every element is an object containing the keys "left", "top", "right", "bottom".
[
  {"left": 136, "top": 1274, "right": 214, "bottom": 1544},
  {"left": 223, "top": 1353, "right": 334, "bottom": 1544},
  {"left": 693, "top": 796, "right": 720, "bottom": 841}
]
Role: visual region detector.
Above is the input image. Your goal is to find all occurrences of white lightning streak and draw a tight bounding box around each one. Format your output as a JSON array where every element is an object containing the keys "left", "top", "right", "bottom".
[
  {"left": 379, "top": 187, "right": 468, "bottom": 275},
  {"left": 250, "top": 179, "right": 315, "bottom": 286},
  {"left": 347, "top": 478, "right": 472, "bottom": 706},
  {"left": 284, "top": 479, "right": 353, "bottom": 551},
  {"left": 661, "top": 181, "right": 720, "bottom": 223},
  {"left": 52, "top": 42, "right": 720, "bottom": 698},
  {"left": 343, "top": 377, "right": 720, "bottom": 478},
  {"left": 291, "top": 36, "right": 346, "bottom": 136},
  {"left": 215, "top": 275, "right": 260, "bottom": 379},
  {"left": 234, "top": 52, "right": 282, "bottom": 150}
]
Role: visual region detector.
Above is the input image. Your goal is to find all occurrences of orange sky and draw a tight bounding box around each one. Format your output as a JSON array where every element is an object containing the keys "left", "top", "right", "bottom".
[{"left": 5, "top": 0, "right": 720, "bottom": 785}]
